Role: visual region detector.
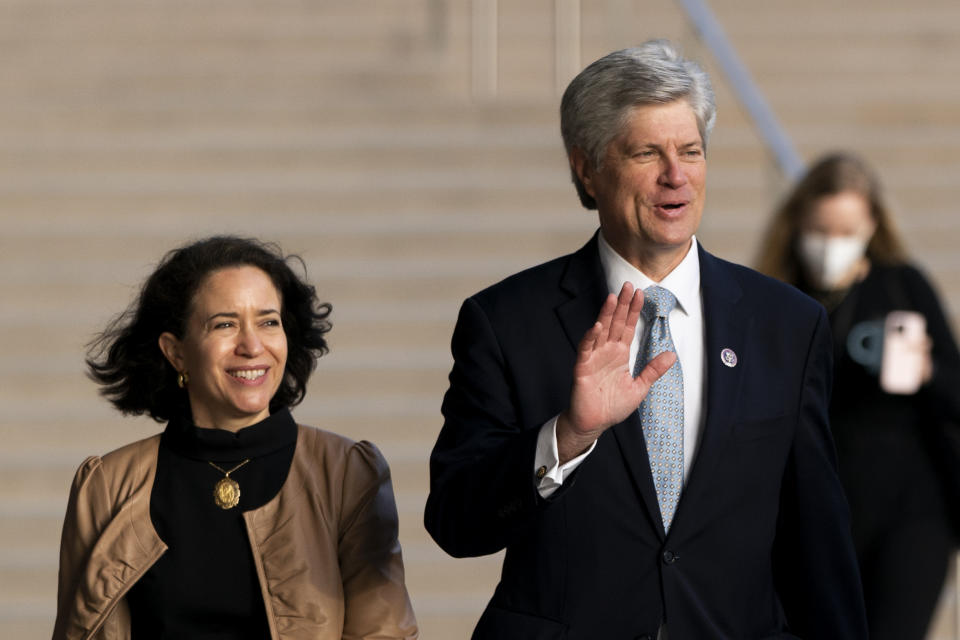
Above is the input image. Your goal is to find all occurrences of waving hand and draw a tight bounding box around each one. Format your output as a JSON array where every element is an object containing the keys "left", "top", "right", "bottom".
[{"left": 556, "top": 283, "right": 676, "bottom": 463}]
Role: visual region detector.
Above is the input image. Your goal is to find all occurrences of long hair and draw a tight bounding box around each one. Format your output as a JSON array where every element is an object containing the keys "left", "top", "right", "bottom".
[
  {"left": 756, "top": 152, "right": 908, "bottom": 285},
  {"left": 86, "top": 236, "right": 332, "bottom": 422}
]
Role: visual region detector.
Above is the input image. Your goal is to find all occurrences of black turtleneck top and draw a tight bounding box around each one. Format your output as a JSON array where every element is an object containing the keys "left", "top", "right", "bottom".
[{"left": 126, "top": 409, "right": 298, "bottom": 640}]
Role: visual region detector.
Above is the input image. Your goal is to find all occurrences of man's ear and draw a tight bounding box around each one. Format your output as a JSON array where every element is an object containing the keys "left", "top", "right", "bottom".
[
  {"left": 569, "top": 147, "right": 596, "bottom": 199},
  {"left": 158, "top": 332, "right": 186, "bottom": 372}
]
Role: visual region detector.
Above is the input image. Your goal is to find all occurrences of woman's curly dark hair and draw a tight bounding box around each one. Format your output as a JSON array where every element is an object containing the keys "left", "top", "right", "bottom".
[{"left": 86, "top": 236, "right": 332, "bottom": 423}]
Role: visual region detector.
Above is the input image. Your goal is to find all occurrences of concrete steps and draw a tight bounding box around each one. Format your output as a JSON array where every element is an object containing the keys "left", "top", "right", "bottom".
[{"left": 1, "top": 0, "right": 959, "bottom": 638}]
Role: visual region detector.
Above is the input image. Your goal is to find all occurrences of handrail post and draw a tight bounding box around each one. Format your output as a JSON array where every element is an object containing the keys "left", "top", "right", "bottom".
[
  {"left": 554, "top": 0, "right": 581, "bottom": 94},
  {"left": 472, "top": 0, "right": 498, "bottom": 98}
]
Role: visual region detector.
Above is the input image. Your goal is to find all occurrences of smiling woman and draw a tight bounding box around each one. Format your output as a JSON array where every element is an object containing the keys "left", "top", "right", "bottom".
[
  {"left": 157, "top": 266, "right": 290, "bottom": 432},
  {"left": 53, "top": 236, "right": 418, "bottom": 640}
]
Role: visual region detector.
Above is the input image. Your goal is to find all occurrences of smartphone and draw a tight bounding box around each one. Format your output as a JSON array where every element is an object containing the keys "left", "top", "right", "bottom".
[{"left": 879, "top": 310, "right": 927, "bottom": 395}]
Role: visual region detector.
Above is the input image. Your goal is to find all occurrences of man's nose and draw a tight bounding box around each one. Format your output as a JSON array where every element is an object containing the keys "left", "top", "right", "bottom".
[{"left": 658, "top": 154, "right": 689, "bottom": 188}]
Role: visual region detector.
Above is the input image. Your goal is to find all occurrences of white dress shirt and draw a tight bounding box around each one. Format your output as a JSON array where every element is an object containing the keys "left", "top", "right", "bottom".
[{"left": 534, "top": 232, "right": 707, "bottom": 499}]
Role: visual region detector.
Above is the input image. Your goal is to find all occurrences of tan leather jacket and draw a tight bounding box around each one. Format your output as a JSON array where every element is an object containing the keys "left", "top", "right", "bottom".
[{"left": 53, "top": 424, "right": 418, "bottom": 640}]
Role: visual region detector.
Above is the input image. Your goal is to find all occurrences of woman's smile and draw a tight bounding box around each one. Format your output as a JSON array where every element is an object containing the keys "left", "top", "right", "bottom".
[{"left": 160, "top": 265, "right": 288, "bottom": 431}]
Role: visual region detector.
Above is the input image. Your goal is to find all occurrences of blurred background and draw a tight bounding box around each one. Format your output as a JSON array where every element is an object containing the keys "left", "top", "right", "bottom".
[{"left": 2, "top": 0, "right": 958, "bottom": 637}]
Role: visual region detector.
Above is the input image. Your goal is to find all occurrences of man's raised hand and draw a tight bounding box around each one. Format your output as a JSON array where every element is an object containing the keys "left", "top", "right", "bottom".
[{"left": 556, "top": 283, "right": 677, "bottom": 464}]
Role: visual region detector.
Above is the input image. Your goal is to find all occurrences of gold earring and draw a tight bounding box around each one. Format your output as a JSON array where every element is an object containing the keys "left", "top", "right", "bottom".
[{"left": 177, "top": 372, "right": 189, "bottom": 388}]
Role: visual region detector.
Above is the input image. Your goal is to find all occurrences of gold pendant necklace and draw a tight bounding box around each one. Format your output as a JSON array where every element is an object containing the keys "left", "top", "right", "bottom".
[{"left": 208, "top": 459, "right": 251, "bottom": 509}]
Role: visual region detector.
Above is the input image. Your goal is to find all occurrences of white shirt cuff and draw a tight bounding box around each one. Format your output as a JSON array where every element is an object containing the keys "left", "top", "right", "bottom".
[{"left": 533, "top": 415, "right": 597, "bottom": 498}]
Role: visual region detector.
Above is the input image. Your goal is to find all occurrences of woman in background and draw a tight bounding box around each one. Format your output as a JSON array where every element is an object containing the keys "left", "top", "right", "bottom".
[
  {"left": 53, "top": 236, "right": 418, "bottom": 640},
  {"left": 757, "top": 152, "right": 960, "bottom": 640}
]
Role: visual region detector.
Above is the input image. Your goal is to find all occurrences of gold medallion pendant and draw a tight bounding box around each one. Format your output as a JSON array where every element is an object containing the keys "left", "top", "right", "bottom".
[
  {"left": 207, "top": 459, "right": 251, "bottom": 510},
  {"left": 213, "top": 476, "right": 241, "bottom": 509}
]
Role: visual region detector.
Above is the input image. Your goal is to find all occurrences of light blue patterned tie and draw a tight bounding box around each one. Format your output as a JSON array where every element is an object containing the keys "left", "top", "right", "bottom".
[{"left": 634, "top": 285, "right": 684, "bottom": 532}]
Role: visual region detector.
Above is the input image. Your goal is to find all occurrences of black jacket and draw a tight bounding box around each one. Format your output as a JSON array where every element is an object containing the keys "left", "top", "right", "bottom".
[{"left": 426, "top": 235, "right": 867, "bottom": 640}]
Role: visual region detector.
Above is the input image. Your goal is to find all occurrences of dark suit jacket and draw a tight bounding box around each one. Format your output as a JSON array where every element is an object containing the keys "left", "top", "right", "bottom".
[{"left": 425, "top": 234, "right": 867, "bottom": 640}]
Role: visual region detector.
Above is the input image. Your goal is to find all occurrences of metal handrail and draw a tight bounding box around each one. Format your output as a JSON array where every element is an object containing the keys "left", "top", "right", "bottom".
[{"left": 677, "top": 0, "right": 805, "bottom": 180}]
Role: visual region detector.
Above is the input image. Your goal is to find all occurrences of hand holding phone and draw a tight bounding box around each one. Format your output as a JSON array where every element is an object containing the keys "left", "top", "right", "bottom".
[{"left": 879, "top": 311, "right": 930, "bottom": 395}]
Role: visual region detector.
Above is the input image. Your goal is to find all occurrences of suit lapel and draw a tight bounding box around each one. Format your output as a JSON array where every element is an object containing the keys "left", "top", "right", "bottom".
[
  {"left": 673, "top": 245, "right": 750, "bottom": 529},
  {"left": 612, "top": 413, "right": 667, "bottom": 539},
  {"left": 555, "top": 232, "right": 667, "bottom": 538},
  {"left": 555, "top": 232, "right": 608, "bottom": 352}
]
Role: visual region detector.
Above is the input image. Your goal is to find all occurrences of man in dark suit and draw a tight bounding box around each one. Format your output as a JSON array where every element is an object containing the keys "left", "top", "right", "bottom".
[{"left": 425, "top": 40, "right": 867, "bottom": 639}]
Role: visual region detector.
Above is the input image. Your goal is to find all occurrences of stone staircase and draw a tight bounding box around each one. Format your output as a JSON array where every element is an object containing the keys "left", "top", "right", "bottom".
[{"left": 1, "top": 1, "right": 958, "bottom": 638}]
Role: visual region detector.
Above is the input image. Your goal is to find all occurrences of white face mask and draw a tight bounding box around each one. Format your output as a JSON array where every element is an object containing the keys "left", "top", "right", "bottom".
[{"left": 797, "top": 232, "right": 869, "bottom": 289}]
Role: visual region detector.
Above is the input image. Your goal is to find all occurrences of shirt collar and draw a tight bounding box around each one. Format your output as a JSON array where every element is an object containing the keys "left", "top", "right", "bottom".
[{"left": 597, "top": 230, "right": 701, "bottom": 316}]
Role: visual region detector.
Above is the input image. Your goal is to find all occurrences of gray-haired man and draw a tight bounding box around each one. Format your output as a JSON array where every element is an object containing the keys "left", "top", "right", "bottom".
[{"left": 426, "top": 40, "right": 867, "bottom": 639}]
